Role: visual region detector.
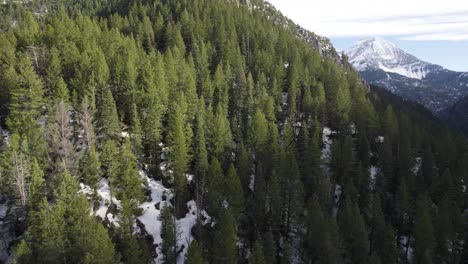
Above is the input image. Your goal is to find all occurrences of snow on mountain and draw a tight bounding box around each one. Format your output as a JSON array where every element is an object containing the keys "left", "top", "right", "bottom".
[
  {"left": 346, "top": 37, "right": 442, "bottom": 80},
  {"left": 346, "top": 37, "right": 468, "bottom": 113}
]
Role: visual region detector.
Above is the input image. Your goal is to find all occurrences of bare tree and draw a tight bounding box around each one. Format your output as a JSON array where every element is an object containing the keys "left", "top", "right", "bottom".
[
  {"left": 48, "top": 101, "right": 77, "bottom": 174},
  {"left": 79, "top": 98, "right": 96, "bottom": 149},
  {"left": 11, "top": 150, "right": 29, "bottom": 208}
]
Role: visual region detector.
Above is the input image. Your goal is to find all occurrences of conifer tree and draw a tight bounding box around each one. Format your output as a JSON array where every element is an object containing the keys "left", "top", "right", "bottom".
[
  {"left": 224, "top": 163, "right": 245, "bottom": 223},
  {"left": 67, "top": 195, "right": 119, "bottom": 264},
  {"left": 305, "top": 195, "right": 343, "bottom": 264},
  {"left": 185, "top": 240, "right": 203, "bottom": 264},
  {"left": 160, "top": 204, "right": 177, "bottom": 264},
  {"left": 249, "top": 241, "right": 266, "bottom": 264},
  {"left": 370, "top": 194, "right": 397, "bottom": 263},
  {"left": 80, "top": 146, "right": 101, "bottom": 190},
  {"left": 413, "top": 195, "right": 436, "bottom": 264},
  {"left": 14, "top": 240, "right": 33, "bottom": 264},
  {"left": 167, "top": 103, "right": 190, "bottom": 209},
  {"left": 118, "top": 195, "right": 148, "bottom": 264},
  {"left": 96, "top": 85, "right": 120, "bottom": 141},
  {"left": 212, "top": 209, "right": 237, "bottom": 264},
  {"left": 28, "top": 158, "right": 45, "bottom": 211},
  {"left": 114, "top": 140, "right": 143, "bottom": 203},
  {"left": 338, "top": 198, "right": 369, "bottom": 264}
]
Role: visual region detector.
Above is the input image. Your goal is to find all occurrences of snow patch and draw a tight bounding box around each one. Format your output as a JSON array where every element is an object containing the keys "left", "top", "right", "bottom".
[
  {"left": 249, "top": 174, "right": 255, "bottom": 191},
  {"left": 321, "top": 127, "right": 333, "bottom": 167},
  {"left": 375, "top": 136, "right": 384, "bottom": 143},
  {"left": 80, "top": 178, "right": 121, "bottom": 225},
  {"left": 137, "top": 171, "right": 210, "bottom": 264},
  {"left": 369, "top": 166, "right": 378, "bottom": 190},
  {"left": 412, "top": 157, "right": 422, "bottom": 175}
]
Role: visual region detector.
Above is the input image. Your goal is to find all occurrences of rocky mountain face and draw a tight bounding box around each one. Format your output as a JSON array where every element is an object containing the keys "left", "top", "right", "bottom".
[{"left": 346, "top": 37, "right": 468, "bottom": 113}]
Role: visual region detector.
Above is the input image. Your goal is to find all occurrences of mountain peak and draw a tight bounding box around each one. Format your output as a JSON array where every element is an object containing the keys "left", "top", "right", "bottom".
[{"left": 346, "top": 37, "right": 442, "bottom": 79}]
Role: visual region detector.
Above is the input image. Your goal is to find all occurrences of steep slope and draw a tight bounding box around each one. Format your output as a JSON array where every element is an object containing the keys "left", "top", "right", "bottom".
[
  {"left": 346, "top": 37, "right": 468, "bottom": 112},
  {"left": 440, "top": 95, "right": 468, "bottom": 135},
  {"left": 0, "top": 1, "right": 467, "bottom": 264}
]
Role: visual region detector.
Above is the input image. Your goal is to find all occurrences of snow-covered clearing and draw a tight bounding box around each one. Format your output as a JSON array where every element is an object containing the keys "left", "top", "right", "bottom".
[{"left": 138, "top": 171, "right": 210, "bottom": 264}]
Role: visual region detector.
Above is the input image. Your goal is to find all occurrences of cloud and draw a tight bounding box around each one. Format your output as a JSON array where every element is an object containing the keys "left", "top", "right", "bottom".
[{"left": 267, "top": 0, "right": 468, "bottom": 41}]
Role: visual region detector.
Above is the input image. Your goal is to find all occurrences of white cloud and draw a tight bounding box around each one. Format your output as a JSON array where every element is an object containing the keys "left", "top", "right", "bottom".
[{"left": 267, "top": 0, "right": 468, "bottom": 40}]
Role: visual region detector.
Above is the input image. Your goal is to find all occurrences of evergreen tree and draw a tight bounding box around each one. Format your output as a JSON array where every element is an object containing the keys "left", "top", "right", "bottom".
[
  {"left": 212, "top": 209, "right": 237, "bottom": 264},
  {"left": 249, "top": 241, "right": 266, "bottom": 264},
  {"left": 160, "top": 204, "right": 177, "bottom": 264},
  {"left": 114, "top": 140, "right": 143, "bottom": 203},
  {"left": 224, "top": 163, "right": 245, "bottom": 223},
  {"left": 118, "top": 195, "right": 148, "bottom": 264},
  {"left": 167, "top": 103, "right": 190, "bottom": 209},
  {"left": 185, "top": 240, "right": 203, "bottom": 264},
  {"left": 96, "top": 85, "right": 120, "bottom": 141},
  {"left": 338, "top": 198, "right": 369, "bottom": 264},
  {"left": 413, "top": 195, "right": 436, "bottom": 264},
  {"left": 80, "top": 146, "right": 101, "bottom": 189},
  {"left": 370, "top": 194, "right": 397, "bottom": 263}
]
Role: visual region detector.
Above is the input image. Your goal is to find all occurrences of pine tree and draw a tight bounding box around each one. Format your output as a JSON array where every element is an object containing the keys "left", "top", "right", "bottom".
[
  {"left": 114, "top": 140, "right": 143, "bottom": 203},
  {"left": 262, "top": 230, "right": 277, "bottom": 264},
  {"left": 212, "top": 209, "right": 237, "bottom": 264},
  {"left": 6, "top": 55, "right": 47, "bottom": 164},
  {"left": 185, "top": 240, "right": 203, "bottom": 264},
  {"left": 249, "top": 241, "right": 266, "bottom": 264},
  {"left": 160, "top": 204, "right": 177, "bottom": 264},
  {"left": 128, "top": 101, "right": 143, "bottom": 155},
  {"left": 370, "top": 194, "right": 397, "bottom": 263},
  {"left": 305, "top": 195, "right": 343, "bottom": 264},
  {"left": 118, "top": 195, "right": 148, "bottom": 264},
  {"left": 413, "top": 195, "right": 436, "bottom": 264},
  {"left": 96, "top": 85, "right": 120, "bottom": 141},
  {"left": 67, "top": 195, "right": 120, "bottom": 264},
  {"left": 14, "top": 240, "right": 33, "bottom": 264},
  {"left": 279, "top": 150, "right": 304, "bottom": 237},
  {"left": 167, "top": 103, "right": 190, "bottom": 208},
  {"left": 224, "top": 163, "right": 245, "bottom": 223},
  {"left": 80, "top": 146, "right": 101, "bottom": 190},
  {"left": 338, "top": 198, "right": 369, "bottom": 264}
]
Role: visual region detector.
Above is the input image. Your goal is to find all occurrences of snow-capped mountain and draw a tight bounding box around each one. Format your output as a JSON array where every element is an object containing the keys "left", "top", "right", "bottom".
[
  {"left": 347, "top": 37, "right": 442, "bottom": 80},
  {"left": 346, "top": 37, "right": 468, "bottom": 113}
]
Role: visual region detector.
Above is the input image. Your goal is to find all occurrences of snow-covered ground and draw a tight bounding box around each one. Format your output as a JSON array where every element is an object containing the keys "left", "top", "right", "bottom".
[
  {"left": 412, "top": 157, "right": 422, "bottom": 175},
  {"left": 399, "top": 236, "right": 414, "bottom": 263},
  {"left": 80, "top": 178, "right": 121, "bottom": 226},
  {"left": 80, "top": 167, "right": 210, "bottom": 264},
  {"left": 138, "top": 172, "right": 210, "bottom": 264}
]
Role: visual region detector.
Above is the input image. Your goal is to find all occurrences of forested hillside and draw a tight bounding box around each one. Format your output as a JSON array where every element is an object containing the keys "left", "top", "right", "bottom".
[{"left": 0, "top": 0, "right": 468, "bottom": 263}]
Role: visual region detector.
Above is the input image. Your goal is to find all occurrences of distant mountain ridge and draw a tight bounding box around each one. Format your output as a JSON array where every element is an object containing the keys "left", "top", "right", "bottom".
[{"left": 345, "top": 37, "right": 468, "bottom": 113}]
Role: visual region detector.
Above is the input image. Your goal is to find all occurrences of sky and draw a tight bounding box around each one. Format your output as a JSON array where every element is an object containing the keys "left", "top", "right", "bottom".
[{"left": 267, "top": 0, "right": 468, "bottom": 71}]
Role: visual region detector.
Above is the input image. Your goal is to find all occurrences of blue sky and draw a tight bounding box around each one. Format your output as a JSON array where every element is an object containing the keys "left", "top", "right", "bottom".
[{"left": 267, "top": 0, "right": 468, "bottom": 71}]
